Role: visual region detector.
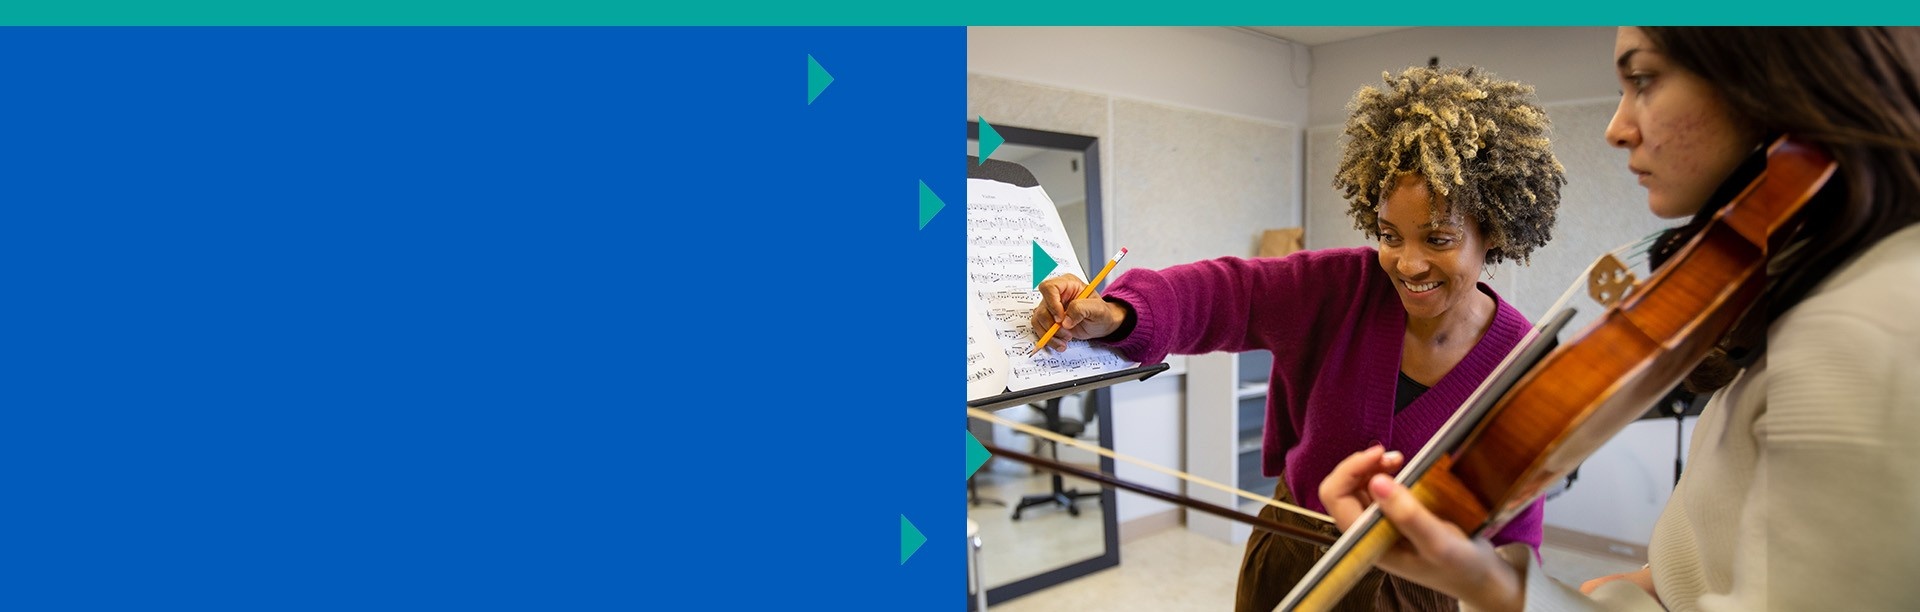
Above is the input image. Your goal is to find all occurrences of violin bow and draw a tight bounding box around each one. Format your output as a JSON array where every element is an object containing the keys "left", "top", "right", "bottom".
[
  {"left": 969, "top": 407, "right": 1331, "bottom": 523},
  {"left": 978, "top": 442, "right": 1336, "bottom": 548}
]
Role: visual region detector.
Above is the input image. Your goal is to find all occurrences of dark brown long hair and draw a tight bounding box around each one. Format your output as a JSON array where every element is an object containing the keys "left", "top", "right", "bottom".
[{"left": 1642, "top": 27, "right": 1920, "bottom": 392}]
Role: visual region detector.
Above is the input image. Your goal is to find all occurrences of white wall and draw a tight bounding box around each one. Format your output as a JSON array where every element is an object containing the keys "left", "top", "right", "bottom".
[
  {"left": 970, "top": 27, "right": 1310, "bottom": 127},
  {"left": 970, "top": 27, "right": 1309, "bottom": 524},
  {"left": 1303, "top": 26, "right": 1621, "bottom": 254},
  {"left": 1305, "top": 27, "right": 1619, "bottom": 127}
]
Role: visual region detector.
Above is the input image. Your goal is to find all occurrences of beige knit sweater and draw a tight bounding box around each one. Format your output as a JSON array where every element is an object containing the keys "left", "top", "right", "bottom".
[{"left": 1476, "top": 222, "right": 1920, "bottom": 612}]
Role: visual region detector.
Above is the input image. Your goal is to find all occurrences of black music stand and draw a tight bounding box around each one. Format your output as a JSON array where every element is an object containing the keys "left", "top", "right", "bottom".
[
  {"left": 966, "top": 129, "right": 1132, "bottom": 610},
  {"left": 1641, "top": 385, "right": 1709, "bottom": 487},
  {"left": 1555, "top": 384, "right": 1709, "bottom": 499},
  {"left": 964, "top": 153, "right": 1170, "bottom": 510}
]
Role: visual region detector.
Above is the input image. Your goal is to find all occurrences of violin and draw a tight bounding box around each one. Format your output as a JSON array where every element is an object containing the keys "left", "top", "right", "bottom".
[{"left": 1278, "top": 135, "right": 1838, "bottom": 610}]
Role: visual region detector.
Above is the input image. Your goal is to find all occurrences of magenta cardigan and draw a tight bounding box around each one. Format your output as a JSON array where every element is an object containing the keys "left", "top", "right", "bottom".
[{"left": 1101, "top": 247, "right": 1543, "bottom": 549}]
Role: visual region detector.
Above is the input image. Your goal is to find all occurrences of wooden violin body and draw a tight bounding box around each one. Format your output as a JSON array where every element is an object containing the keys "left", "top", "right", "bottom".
[{"left": 1284, "top": 137, "right": 1839, "bottom": 610}]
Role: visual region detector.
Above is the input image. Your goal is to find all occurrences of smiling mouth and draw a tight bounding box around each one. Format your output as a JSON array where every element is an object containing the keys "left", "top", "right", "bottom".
[{"left": 1403, "top": 280, "right": 1442, "bottom": 293}]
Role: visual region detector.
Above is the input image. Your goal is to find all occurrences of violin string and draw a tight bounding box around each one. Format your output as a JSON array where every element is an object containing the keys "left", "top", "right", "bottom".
[
  {"left": 1538, "top": 233, "right": 1663, "bottom": 323},
  {"left": 967, "top": 407, "right": 1334, "bottom": 525},
  {"left": 1624, "top": 231, "right": 1661, "bottom": 264}
]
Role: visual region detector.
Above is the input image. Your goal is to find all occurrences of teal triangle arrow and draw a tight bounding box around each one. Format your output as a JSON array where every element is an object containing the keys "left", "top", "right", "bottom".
[
  {"left": 966, "top": 431, "right": 991, "bottom": 480},
  {"left": 1032, "top": 241, "right": 1057, "bottom": 289},
  {"left": 918, "top": 180, "right": 944, "bottom": 230},
  {"left": 807, "top": 54, "right": 834, "bottom": 105},
  {"left": 977, "top": 117, "right": 1003, "bottom": 165},
  {"left": 900, "top": 514, "right": 926, "bottom": 565}
]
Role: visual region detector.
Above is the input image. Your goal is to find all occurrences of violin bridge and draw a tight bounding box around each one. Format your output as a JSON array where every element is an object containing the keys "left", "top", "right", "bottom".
[{"left": 1587, "top": 253, "right": 1637, "bottom": 307}]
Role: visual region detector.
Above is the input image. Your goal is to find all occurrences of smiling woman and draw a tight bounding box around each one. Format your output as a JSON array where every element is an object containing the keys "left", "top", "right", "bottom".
[
  {"left": 1373, "top": 176, "right": 1489, "bottom": 329},
  {"left": 1025, "top": 64, "right": 1567, "bottom": 612},
  {"left": 1371, "top": 174, "right": 1499, "bottom": 386},
  {"left": 1336, "top": 67, "right": 1564, "bottom": 268}
]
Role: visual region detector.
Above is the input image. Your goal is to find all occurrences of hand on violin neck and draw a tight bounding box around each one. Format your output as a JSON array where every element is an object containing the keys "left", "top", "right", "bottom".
[
  {"left": 1320, "top": 445, "right": 1401, "bottom": 531},
  {"left": 1321, "top": 447, "right": 1524, "bottom": 612}
]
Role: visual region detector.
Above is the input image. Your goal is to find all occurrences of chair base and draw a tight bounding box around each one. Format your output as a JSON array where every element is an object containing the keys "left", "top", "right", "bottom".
[{"left": 1010, "top": 476, "right": 1102, "bottom": 520}]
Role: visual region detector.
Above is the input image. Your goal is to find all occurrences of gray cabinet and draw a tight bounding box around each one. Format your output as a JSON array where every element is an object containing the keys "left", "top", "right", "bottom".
[{"left": 1185, "top": 350, "right": 1279, "bottom": 544}]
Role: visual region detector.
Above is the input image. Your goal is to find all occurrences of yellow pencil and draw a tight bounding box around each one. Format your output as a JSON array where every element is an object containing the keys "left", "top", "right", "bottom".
[{"left": 1031, "top": 247, "right": 1129, "bottom": 355}]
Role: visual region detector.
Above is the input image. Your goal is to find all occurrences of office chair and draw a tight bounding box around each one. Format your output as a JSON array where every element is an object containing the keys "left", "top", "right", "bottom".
[{"left": 1011, "top": 394, "right": 1103, "bottom": 520}]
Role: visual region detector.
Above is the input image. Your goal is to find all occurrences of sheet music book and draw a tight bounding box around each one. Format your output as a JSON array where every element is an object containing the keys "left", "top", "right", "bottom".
[{"left": 966, "top": 177, "right": 1145, "bottom": 404}]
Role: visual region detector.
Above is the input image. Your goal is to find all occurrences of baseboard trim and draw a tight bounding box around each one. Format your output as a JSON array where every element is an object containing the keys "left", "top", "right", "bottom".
[
  {"left": 1543, "top": 525, "right": 1648, "bottom": 564},
  {"left": 1119, "top": 509, "right": 1183, "bottom": 544}
]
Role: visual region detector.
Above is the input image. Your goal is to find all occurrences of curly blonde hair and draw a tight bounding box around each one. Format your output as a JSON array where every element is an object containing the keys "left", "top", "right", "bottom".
[{"left": 1334, "top": 66, "right": 1565, "bottom": 265}]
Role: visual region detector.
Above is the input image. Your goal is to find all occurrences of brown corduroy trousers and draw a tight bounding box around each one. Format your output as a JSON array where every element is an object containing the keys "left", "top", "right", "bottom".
[{"left": 1234, "top": 482, "right": 1457, "bottom": 612}]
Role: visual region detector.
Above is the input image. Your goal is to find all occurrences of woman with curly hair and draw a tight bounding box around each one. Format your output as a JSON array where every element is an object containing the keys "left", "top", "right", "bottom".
[{"left": 1028, "top": 65, "right": 1566, "bottom": 611}]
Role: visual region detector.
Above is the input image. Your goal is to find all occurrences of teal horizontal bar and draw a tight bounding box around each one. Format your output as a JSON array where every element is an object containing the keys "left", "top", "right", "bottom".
[{"left": 0, "top": 1, "right": 1912, "bottom": 26}]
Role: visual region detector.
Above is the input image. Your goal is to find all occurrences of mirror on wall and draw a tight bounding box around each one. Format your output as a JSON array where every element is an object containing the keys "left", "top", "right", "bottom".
[{"left": 965, "top": 122, "right": 1118, "bottom": 608}]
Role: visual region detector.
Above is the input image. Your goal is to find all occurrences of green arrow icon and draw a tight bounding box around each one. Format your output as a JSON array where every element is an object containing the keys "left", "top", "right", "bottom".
[
  {"left": 900, "top": 514, "right": 926, "bottom": 565},
  {"left": 807, "top": 54, "right": 833, "bottom": 105},
  {"left": 977, "top": 117, "right": 1003, "bottom": 165},
  {"left": 966, "top": 431, "right": 991, "bottom": 480},
  {"left": 1033, "top": 241, "right": 1057, "bottom": 289},
  {"left": 919, "top": 181, "right": 944, "bottom": 230}
]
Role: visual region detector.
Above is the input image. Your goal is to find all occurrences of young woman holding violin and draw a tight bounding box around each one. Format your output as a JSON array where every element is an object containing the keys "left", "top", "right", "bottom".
[
  {"left": 1320, "top": 27, "right": 1920, "bottom": 611},
  {"left": 1029, "top": 65, "right": 1566, "bottom": 612}
]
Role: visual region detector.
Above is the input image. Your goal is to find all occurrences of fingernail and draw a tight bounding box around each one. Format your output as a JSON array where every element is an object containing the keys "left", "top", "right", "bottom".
[
  {"left": 1370, "top": 474, "right": 1397, "bottom": 499},
  {"left": 1383, "top": 451, "right": 1403, "bottom": 464}
]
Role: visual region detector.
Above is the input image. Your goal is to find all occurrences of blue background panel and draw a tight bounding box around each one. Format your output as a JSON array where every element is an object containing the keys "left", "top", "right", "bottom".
[{"left": 0, "top": 27, "right": 962, "bottom": 610}]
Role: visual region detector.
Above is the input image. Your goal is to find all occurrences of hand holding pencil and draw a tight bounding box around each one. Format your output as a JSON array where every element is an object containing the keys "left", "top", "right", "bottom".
[{"left": 1030, "top": 248, "right": 1129, "bottom": 355}]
